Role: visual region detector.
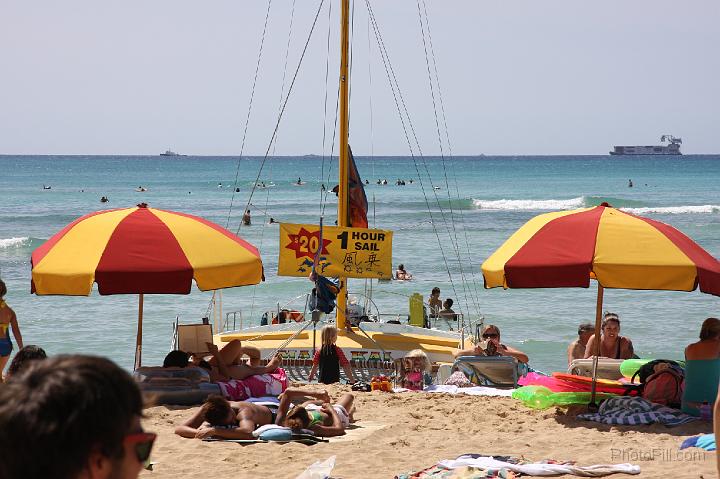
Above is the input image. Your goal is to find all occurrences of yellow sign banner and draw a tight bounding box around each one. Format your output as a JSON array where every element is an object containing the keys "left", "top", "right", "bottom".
[{"left": 278, "top": 223, "right": 393, "bottom": 279}]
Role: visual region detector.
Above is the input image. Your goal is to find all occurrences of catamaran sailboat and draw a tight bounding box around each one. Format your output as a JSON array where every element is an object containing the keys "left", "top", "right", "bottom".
[{"left": 208, "top": 1, "right": 484, "bottom": 379}]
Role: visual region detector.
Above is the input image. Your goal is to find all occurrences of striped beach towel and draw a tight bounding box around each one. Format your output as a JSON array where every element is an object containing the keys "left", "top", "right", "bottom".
[{"left": 578, "top": 396, "right": 697, "bottom": 427}]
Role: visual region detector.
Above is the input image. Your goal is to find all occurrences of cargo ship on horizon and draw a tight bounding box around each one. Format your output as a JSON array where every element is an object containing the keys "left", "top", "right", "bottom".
[{"left": 610, "top": 135, "right": 682, "bottom": 155}]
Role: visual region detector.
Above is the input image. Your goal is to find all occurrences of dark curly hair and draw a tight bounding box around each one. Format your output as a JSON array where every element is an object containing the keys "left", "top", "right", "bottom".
[{"left": 0, "top": 355, "right": 143, "bottom": 479}]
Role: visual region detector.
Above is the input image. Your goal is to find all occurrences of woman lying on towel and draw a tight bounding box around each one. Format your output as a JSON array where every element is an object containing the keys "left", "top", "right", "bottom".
[
  {"left": 453, "top": 324, "right": 529, "bottom": 364},
  {"left": 277, "top": 388, "right": 355, "bottom": 437},
  {"left": 175, "top": 395, "right": 278, "bottom": 440}
]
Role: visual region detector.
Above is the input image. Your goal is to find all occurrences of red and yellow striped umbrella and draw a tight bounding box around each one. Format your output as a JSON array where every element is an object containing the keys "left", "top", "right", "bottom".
[
  {"left": 482, "top": 202, "right": 720, "bottom": 405},
  {"left": 31, "top": 203, "right": 263, "bottom": 368},
  {"left": 31, "top": 203, "right": 263, "bottom": 295},
  {"left": 482, "top": 203, "right": 720, "bottom": 296}
]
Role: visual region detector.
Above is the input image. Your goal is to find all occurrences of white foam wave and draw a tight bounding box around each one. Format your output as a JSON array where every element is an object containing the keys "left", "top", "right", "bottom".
[
  {"left": 0, "top": 237, "right": 30, "bottom": 249},
  {"left": 621, "top": 205, "right": 720, "bottom": 215},
  {"left": 472, "top": 197, "right": 585, "bottom": 211}
]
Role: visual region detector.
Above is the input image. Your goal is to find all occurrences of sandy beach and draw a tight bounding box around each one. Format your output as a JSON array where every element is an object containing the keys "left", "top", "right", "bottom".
[{"left": 140, "top": 384, "right": 715, "bottom": 479}]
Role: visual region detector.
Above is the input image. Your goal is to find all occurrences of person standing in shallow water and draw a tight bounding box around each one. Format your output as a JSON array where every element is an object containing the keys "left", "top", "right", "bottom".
[
  {"left": 0, "top": 279, "right": 23, "bottom": 380},
  {"left": 242, "top": 209, "right": 251, "bottom": 226},
  {"left": 568, "top": 323, "right": 594, "bottom": 365}
]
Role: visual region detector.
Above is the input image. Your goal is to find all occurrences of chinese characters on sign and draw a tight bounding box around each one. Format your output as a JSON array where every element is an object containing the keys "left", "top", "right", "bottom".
[{"left": 278, "top": 223, "right": 393, "bottom": 279}]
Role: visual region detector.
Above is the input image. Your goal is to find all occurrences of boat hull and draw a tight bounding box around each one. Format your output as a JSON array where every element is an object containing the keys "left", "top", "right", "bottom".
[{"left": 215, "top": 322, "right": 471, "bottom": 365}]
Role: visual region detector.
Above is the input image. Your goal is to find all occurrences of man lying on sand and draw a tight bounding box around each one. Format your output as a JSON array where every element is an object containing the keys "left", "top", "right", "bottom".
[
  {"left": 175, "top": 395, "right": 277, "bottom": 440},
  {"left": 176, "top": 389, "right": 354, "bottom": 440}
]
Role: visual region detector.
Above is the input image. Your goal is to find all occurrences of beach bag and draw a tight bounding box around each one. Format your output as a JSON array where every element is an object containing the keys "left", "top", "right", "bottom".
[
  {"left": 641, "top": 367, "right": 684, "bottom": 408},
  {"left": 630, "top": 359, "right": 681, "bottom": 384}
]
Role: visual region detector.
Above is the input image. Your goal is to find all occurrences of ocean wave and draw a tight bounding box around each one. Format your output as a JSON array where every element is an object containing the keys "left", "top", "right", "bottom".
[
  {"left": 621, "top": 205, "right": 720, "bottom": 215},
  {"left": 0, "top": 237, "right": 45, "bottom": 250},
  {"left": 472, "top": 197, "right": 585, "bottom": 211}
]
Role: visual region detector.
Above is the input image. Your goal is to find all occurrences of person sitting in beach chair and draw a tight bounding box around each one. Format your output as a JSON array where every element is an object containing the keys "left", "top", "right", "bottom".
[
  {"left": 568, "top": 323, "right": 594, "bottom": 365},
  {"left": 682, "top": 317, "right": 720, "bottom": 417},
  {"left": 583, "top": 312, "right": 634, "bottom": 360},
  {"left": 454, "top": 324, "right": 529, "bottom": 364},
  {"left": 277, "top": 388, "right": 354, "bottom": 437},
  {"left": 175, "top": 394, "right": 277, "bottom": 440}
]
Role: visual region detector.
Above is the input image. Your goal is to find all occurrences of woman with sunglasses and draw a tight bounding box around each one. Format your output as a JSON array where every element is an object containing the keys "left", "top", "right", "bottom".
[
  {"left": 454, "top": 324, "right": 529, "bottom": 364},
  {"left": 583, "top": 313, "right": 634, "bottom": 360}
]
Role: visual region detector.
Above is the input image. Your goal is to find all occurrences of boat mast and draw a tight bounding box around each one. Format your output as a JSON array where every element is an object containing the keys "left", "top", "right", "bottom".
[{"left": 336, "top": 0, "right": 350, "bottom": 330}]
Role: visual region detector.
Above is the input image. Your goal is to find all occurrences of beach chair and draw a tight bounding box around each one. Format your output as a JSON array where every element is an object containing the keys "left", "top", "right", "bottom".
[
  {"left": 175, "top": 323, "right": 214, "bottom": 357},
  {"left": 567, "top": 358, "right": 624, "bottom": 380},
  {"left": 452, "top": 356, "right": 521, "bottom": 388}
]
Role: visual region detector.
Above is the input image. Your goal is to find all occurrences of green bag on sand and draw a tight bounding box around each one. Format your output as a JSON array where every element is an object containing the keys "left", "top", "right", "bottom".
[{"left": 512, "top": 386, "right": 617, "bottom": 409}]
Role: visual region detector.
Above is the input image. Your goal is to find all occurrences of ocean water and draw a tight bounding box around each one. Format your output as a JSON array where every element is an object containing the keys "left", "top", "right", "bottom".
[{"left": 1, "top": 154, "right": 718, "bottom": 373}]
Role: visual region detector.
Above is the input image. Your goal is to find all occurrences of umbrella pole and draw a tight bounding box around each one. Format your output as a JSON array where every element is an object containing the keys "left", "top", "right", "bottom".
[
  {"left": 134, "top": 294, "right": 144, "bottom": 370},
  {"left": 589, "top": 284, "right": 604, "bottom": 409}
]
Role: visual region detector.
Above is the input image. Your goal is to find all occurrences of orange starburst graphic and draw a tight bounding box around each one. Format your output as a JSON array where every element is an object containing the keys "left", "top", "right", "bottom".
[{"left": 285, "top": 228, "right": 332, "bottom": 259}]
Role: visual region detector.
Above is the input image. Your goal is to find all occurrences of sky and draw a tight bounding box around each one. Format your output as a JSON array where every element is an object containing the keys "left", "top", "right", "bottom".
[{"left": 1, "top": 0, "right": 718, "bottom": 156}]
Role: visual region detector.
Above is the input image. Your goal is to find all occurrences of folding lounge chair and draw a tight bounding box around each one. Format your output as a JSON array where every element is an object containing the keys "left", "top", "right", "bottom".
[
  {"left": 452, "top": 356, "right": 521, "bottom": 388},
  {"left": 175, "top": 323, "right": 214, "bottom": 357},
  {"left": 567, "top": 358, "right": 624, "bottom": 380}
]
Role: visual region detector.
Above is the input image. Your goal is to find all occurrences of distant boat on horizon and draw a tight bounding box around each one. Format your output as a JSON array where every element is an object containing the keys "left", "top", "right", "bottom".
[
  {"left": 610, "top": 135, "right": 682, "bottom": 156},
  {"left": 160, "top": 149, "right": 181, "bottom": 157}
]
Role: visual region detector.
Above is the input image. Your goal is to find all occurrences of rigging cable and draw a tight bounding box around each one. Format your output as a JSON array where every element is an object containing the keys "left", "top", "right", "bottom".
[
  {"left": 365, "top": 0, "right": 463, "bottom": 307},
  {"left": 420, "top": 0, "right": 484, "bottom": 314},
  {"left": 236, "top": 0, "right": 327, "bottom": 236},
  {"left": 319, "top": 0, "right": 334, "bottom": 217},
  {"left": 249, "top": 0, "right": 299, "bottom": 321},
  {"left": 225, "top": 0, "right": 274, "bottom": 229},
  {"left": 415, "top": 0, "right": 481, "bottom": 319}
]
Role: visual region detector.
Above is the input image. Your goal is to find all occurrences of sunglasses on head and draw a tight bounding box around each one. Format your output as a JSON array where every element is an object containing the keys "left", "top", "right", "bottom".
[
  {"left": 124, "top": 432, "right": 156, "bottom": 464},
  {"left": 482, "top": 333, "right": 499, "bottom": 339}
]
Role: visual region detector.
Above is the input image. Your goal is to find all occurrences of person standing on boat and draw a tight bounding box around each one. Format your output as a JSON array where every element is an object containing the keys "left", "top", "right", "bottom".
[
  {"left": 428, "top": 287, "right": 442, "bottom": 317},
  {"left": 308, "top": 326, "right": 356, "bottom": 384},
  {"left": 0, "top": 279, "right": 22, "bottom": 380}
]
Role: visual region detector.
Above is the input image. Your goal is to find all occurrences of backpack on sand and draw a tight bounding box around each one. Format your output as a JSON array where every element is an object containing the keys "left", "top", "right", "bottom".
[{"left": 629, "top": 360, "right": 684, "bottom": 408}]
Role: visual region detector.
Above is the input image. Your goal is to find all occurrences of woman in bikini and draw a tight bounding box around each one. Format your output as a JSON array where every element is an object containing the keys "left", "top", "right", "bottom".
[
  {"left": 583, "top": 312, "right": 634, "bottom": 360},
  {"left": 0, "top": 280, "right": 23, "bottom": 380},
  {"left": 276, "top": 388, "right": 354, "bottom": 437}
]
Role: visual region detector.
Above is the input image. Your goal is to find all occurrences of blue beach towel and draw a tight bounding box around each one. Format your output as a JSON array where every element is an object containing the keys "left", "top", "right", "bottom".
[
  {"left": 577, "top": 396, "right": 697, "bottom": 427},
  {"left": 680, "top": 434, "right": 716, "bottom": 451}
]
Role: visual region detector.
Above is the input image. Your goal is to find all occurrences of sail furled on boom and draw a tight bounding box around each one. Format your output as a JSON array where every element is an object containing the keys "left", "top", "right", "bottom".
[{"left": 347, "top": 145, "right": 368, "bottom": 228}]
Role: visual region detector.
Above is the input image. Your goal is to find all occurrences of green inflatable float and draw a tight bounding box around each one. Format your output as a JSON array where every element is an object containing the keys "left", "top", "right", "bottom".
[
  {"left": 512, "top": 386, "right": 617, "bottom": 409},
  {"left": 619, "top": 358, "right": 685, "bottom": 379}
]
